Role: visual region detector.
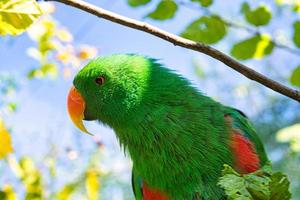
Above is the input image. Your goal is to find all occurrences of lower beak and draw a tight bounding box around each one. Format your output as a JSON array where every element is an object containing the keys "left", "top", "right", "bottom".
[{"left": 67, "top": 86, "right": 92, "bottom": 135}]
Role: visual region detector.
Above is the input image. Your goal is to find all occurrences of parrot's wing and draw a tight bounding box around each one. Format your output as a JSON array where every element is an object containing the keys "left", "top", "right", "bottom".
[
  {"left": 132, "top": 167, "right": 168, "bottom": 200},
  {"left": 132, "top": 168, "right": 143, "bottom": 200},
  {"left": 224, "top": 107, "right": 269, "bottom": 173}
]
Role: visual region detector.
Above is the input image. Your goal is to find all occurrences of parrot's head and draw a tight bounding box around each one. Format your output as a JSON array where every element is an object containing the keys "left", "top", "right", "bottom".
[{"left": 67, "top": 54, "right": 152, "bottom": 134}]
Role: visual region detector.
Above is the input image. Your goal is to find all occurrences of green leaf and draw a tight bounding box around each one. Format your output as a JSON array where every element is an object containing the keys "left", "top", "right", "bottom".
[
  {"left": 269, "top": 172, "right": 291, "bottom": 200},
  {"left": 290, "top": 66, "right": 300, "bottom": 87},
  {"left": 293, "top": 21, "right": 300, "bottom": 48},
  {"left": 218, "top": 165, "right": 252, "bottom": 199},
  {"left": 218, "top": 164, "right": 291, "bottom": 200},
  {"left": 127, "top": 0, "right": 151, "bottom": 7},
  {"left": 181, "top": 15, "right": 227, "bottom": 44},
  {"left": 241, "top": 2, "right": 250, "bottom": 13},
  {"left": 27, "top": 69, "right": 41, "bottom": 79},
  {"left": 244, "top": 4, "right": 272, "bottom": 26},
  {"left": 245, "top": 174, "right": 270, "bottom": 199},
  {"left": 231, "top": 34, "right": 274, "bottom": 60},
  {"left": 7, "top": 102, "right": 17, "bottom": 112},
  {"left": 147, "top": 0, "right": 178, "bottom": 20},
  {"left": 191, "top": 0, "right": 213, "bottom": 7},
  {"left": 0, "top": 0, "right": 42, "bottom": 36}
]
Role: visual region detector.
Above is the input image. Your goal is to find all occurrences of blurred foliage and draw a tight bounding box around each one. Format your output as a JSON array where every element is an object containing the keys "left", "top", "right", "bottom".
[
  {"left": 25, "top": 2, "right": 98, "bottom": 79},
  {"left": 218, "top": 164, "right": 291, "bottom": 200},
  {"left": 277, "top": 124, "right": 300, "bottom": 152},
  {"left": 276, "top": 0, "right": 300, "bottom": 12},
  {"left": 0, "top": 1, "right": 114, "bottom": 199},
  {"left": 127, "top": 0, "right": 300, "bottom": 87},
  {"left": 127, "top": 0, "right": 151, "bottom": 7},
  {"left": 191, "top": 0, "right": 213, "bottom": 7},
  {"left": 0, "top": 118, "right": 13, "bottom": 159},
  {"left": 1, "top": 153, "right": 105, "bottom": 200},
  {"left": 57, "top": 183, "right": 79, "bottom": 200},
  {"left": 0, "top": 75, "right": 18, "bottom": 113},
  {"left": 5, "top": 156, "right": 44, "bottom": 200},
  {"left": 55, "top": 164, "right": 102, "bottom": 200},
  {"left": 251, "top": 98, "right": 300, "bottom": 199},
  {"left": 293, "top": 21, "right": 300, "bottom": 48},
  {"left": 242, "top": 3, "right": 272, "bottom": 27},
  {"left": 147, "top": 0, "right": 178, "bottom": 20},
  {"left": 181, "top": 15, "right": 227, "bottom": 44},
  {"left": 230, "top": 34, "right": 274, "bottom": 60},
  {"left": 0, "top": 0, "right": 42, "bottom": 36},
  {"left": 0, "top": 184, "right": 17, "bottom": 200},
  {"left": 290, "top": 66, "right": 300, "bottom": 87},
  {"left": 18, "top": 157, "right": 44, "bottom": 200},
  {"left": 85, "top": 168, "right": 101, "bottom": 200}
]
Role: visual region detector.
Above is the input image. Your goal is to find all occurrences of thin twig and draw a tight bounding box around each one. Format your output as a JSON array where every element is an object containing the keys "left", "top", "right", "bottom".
[{"left": 48, "top": 0, "right": 300, "bottom": 102}]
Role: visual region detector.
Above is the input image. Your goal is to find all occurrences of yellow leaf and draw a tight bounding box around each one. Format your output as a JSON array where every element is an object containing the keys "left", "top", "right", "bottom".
[
  {"left": 85, "top": 169, "right": 100, "bottom": 200},
  {"left": 253, "top": 34, "right": 272, "bottom": 59},
  {"left": 56, "top": 29, "right": 73, "bottom": 42},
  {"left": 0, "top": 0, "right": 42, "bottom": 36},
  {"left": 277, "top": 123, "right": 300, "bottom": 152},
  {"left": 77, "top": 45, "right": 98, "bottom": 60},
  {"left": 1, "top": 184, "right": 17, "bottom": 200},
  {"left": 57, "top": 183, "right": 77, "bottom": 200},
  {"left": 27, "top": 17, "right": 55, "bottom": 41},
  {"left": 56, "top": 45, "right": 74, "bottom": 64},
  {"left": 19, "top": 157, "right": 44, "bottom": 199},
  {"left": 0, "top": 118, "right": 13, "bottom": 159},
  {"left": 8, "top": 156, "right": 44, "bottom": 199}
]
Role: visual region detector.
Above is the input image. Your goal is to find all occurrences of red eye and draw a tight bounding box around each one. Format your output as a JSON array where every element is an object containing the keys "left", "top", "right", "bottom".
[{"left": 95, "top": 76, "right": 105, "bottom": 85}]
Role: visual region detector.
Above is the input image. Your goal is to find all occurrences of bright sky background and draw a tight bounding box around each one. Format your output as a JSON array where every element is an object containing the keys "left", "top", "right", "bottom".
[{"left": 1, "top": 0, "right": 299, "bottom": 199}]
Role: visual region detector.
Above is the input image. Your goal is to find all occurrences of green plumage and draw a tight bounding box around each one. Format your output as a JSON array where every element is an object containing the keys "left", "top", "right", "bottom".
[{"left": 73, "top": 54, "right": 268, "bottom": 199}]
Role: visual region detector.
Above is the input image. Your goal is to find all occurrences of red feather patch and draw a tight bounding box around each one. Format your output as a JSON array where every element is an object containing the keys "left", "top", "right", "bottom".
[
  {"left": 230, "top": 131, "right": 260, "bottom": 173},
  {"left": 142, "top": 182, "right": 168, "bottom": 200}
]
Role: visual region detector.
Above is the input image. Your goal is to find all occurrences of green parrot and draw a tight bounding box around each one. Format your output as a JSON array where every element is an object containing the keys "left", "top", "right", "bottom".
[{"left": 67, "top": 54, "right": 268, "bottom": 200}]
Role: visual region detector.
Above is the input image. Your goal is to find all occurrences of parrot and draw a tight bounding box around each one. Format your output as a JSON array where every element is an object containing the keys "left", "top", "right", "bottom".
[{"left": 67, "top": 54, "right": 269, "bottom": 200}]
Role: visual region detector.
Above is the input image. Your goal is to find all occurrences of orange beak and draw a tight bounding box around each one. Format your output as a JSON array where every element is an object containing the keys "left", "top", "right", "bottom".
[{"left": 67, "top": 86, "right": 92, "bottom": 135}]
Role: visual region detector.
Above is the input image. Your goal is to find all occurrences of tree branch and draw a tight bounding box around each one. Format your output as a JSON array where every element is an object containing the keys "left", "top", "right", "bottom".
[{"left": 48, "top": 0, "right": 300, "bottom": 103}]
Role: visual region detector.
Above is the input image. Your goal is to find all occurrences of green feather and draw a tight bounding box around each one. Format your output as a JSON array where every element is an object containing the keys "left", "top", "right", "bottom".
[{"left": 73, "top": 54, "right": 269, "bottom": 199}]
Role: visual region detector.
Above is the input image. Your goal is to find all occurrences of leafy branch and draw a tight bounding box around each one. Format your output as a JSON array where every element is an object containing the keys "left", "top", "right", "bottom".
[
  {"left": 178, "top": 0, "right": 300, "bottom": 57},
  {"left": 46, "top": 0, "right": 300, "bottom": 102},
  {"left": 218, "top": 164, "right": 291, "bottom": 200}
]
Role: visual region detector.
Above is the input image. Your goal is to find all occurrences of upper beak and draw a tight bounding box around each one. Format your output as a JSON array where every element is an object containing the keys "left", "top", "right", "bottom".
[{"left": 67, "top": 86, "right": 92, "bottom": 135}]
